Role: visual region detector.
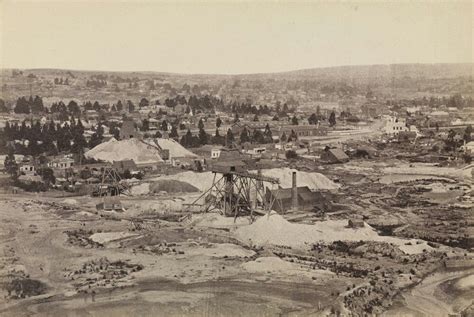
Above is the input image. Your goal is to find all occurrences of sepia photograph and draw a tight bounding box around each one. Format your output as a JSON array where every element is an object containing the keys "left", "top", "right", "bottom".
[{"left": 0, "top": 1, "right": 472, "bottom": 316}]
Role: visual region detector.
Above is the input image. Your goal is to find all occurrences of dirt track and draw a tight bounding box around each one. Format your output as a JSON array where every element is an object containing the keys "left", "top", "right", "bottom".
[
  {"left": 0, "top": 195, "right": 344, "bottom": 316},
  {"left": 1, "top": 169, "right": 472, "bottom": 317},
  {"left": 385, "top": 269, "right": 474, "bottom": 317}
]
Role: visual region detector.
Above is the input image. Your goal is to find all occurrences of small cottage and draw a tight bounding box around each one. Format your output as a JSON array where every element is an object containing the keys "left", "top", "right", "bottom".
[{"left": 321, "top": 147, "right": 350, "bottom": 164}]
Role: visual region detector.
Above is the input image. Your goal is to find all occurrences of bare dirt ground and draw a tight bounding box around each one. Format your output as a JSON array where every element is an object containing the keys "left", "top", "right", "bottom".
[
  {"left": 385, "top": 269, "right": 474, "bottom": 316},
  {"left": 0, "top": 155, "right": 472, "bottom": 316},
  {"left": 0, "top": 195, "right": 351, "bottom": 316}
]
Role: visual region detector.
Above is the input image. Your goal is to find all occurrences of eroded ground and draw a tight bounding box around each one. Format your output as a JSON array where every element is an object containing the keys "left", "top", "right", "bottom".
[{"left": 0, "top": 158, "right": 473, "bottom": 316}]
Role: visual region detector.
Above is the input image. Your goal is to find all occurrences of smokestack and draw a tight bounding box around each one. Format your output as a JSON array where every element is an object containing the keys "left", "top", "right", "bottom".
[{"left": 292, "top": 171, "right": 298, "bottom": 210}]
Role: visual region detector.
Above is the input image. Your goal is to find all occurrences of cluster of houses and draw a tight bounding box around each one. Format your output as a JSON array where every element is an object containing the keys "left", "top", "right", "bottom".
[
  {"left": 382, "top": 116, "right": 421, "bottom": 141},
  {"left": 16, "top": 154, "right": 75, "bottom": 186}
]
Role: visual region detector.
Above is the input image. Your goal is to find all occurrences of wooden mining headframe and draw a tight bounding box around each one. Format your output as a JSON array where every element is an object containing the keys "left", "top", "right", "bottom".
[
  {"left": 96, "top": 166, "right": 131, "bottom": 197},
  {"left": 185, "top": 168, "right": 281, "bottom": 222}
]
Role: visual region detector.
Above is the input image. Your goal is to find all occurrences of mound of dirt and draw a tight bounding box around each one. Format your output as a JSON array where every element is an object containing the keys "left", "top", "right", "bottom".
[
  {"left": 379, "top": 174, "right": 452, "bottom": 184},
  {"left": 189, "top": 213, "right": 251, "bottom": 228},
  {"left": 235, "top": 212, "right": 377, "bottom": 248},
  {"left": 153, "top": 168, "right": 338, "bottom": 193},
  {"left": 131, "top": 183, "right": 150, "bottom": 196},
  {"left": 182, "top": 243, "right": 255, "bottom": 258},
  {"left": 241, "top": 257, "right": 334, "bottom": 280},
  {"left": 150, "top": 138, "right": 197, "bottom": 158},
  {"left": 62, "top": 198, "right": 78, "bottom": 205},
  {"left": 235, "top": 212, "right": 433, "bottom": 254},
  {"left": 89, "top": 232, "right": 139, "bottom": 244},
  {"left": 150, "top": 179, "right": 199, "bottom": 193},
  {"left": 153, "top": 171, "right": 216, "bottom": 192},
  {"left": 455, "top": 274, "right": 474, "bottom": 290},
  {"left": 85, "top": 138, "right": 164, "bottom": 164},
  {"left": 2, "top": 276, "right": 48, "bottom": 299},
  {"left": 241, "top": 256, "right": 295, "bottom": 273},
  {"left": 125, "top": 199, "right": 190, "bottom": 215},
  {"left": 382, "top": 164, "right": 470, "bottom": 180}
]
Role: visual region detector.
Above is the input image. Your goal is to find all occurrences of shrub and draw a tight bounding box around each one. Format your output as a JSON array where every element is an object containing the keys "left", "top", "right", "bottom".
[
  {"left": 36, "top": 167, "right": 55, "bottom": 184},
  {"left": 463, "top": 154, "right": 472, "bottom": 164},
  {"left": 285, "top": 150, "right": 298, "bottom": 159},
  {"left": 14, "top": 180, "right": 48, "bottom": 192}
]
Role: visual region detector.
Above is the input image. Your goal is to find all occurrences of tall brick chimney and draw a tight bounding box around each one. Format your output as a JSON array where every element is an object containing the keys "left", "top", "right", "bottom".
[{"left": 292, "top": 171, "right": 298, "bottom": 210}]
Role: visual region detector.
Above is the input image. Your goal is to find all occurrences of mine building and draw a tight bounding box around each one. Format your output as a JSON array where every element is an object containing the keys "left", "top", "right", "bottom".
[
  {"left": 265, "top": 171, "right": 323, "bottom": 213},
  {"left": 96, "top": 196, "right": 123, "bottom": 211},
  {"left": 19, "top": 162, "right": 36, "bottom": 175},
  {"left": 321, "top": 147, "right": 350, "bottom": 164},
  {"left": 383, "top": 116, "right": 408, "bottom": 136}
]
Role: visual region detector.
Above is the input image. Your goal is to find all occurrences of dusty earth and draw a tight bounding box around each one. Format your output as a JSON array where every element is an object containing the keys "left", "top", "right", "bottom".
[
  {"left": 0, "top": 158, "right": 472, "bottom": 316},
  {"left": 0, "top": 195, "right": 351, "bottom": 316}
]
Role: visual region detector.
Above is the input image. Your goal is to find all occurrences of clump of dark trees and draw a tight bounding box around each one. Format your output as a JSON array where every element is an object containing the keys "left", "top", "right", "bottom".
[
  {"left": 179, "top": 119, "right": 280, "bottom": 148},
  {"left": 1, "top": 117, "right": 101, "bottom": 157}
]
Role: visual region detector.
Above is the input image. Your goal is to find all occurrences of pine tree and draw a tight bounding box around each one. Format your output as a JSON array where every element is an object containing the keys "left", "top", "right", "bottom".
[
  {"left": 139, "top": 98, "right": 149, "bottom": 108},
  {"left": 253, "top": 129, "right": 264, "bottom": 144},
  {"left": 30, "top": 121, "right": 42, "bottom": 142},
  {"left": 226, "top": 129, "right": 234, "bottom": 146},
  {"left": 88, "top": 123, "right": 103, "bottom": 149},
  {"left": 57, "top": 123, "right": 72, "bottom": 152},
  {"left": 28, "top": 139, "right": 41, "bottom": 156},
  {"left": 71, "top": 130, "right": 87, "bottom": 154},
  {"left": 0, "top": 98, "right": 7, "bottom": 112},
  {"left": 180, "top": 129, "right": 194, "bottom": 147},
  {"left": 463, "top": 125, "right": 472, "bottom": 143},
  {"left": 68, "top": 100, "right": 80, "bottom": 115},
  {"left": 170, "top": 125, "right": 178, "bottom": 139},
  {"left": 198, "top": 119, "right": 204, "bottom": 130},
  {"left": 4, "top": 148, "right": 18, "bottom": 178},
  {"left": 127, "top": 100, "right": 135, "bottom": 112},
  {"left": 30, "top": 96, "right": 44, "bottom": 114},
  {"left": 264, "top": 124, "right": 273, "bottom": 143},
  {"left": 291, "top": 115, "right": 299, "bottom": 125},
  {"left": 329, "top": 111, "right": 336, "bottom": 127},
  {"left": 116, "top": 100, "right": 123, "bottom": 112},
  {"left": 43, "top": 121, "right": 57, "bottom": 154},
  {"left": 19, "top": 121, "right": 28, "bottom": 139},
  {"left": 14, "top": 97, "right": 30, "bottom": 114},
  {"left": 198, "top": 127, "right": 208, "bottom": 145},
  {"left": 4, "top": 122, "right": 12, "bottom": 141},
  {"left": 290, "top": 129, "right": 298, "bottom": 141},
  {"left": 240, "top": 127, "right": 249, "bottom": 144},
  {"left": 141, "top": 119, "right": 150, "bottom": 131}
]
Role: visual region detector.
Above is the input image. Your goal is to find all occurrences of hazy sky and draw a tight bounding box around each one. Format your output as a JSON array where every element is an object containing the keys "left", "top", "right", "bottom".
[{"left": 0, "top": 1, "right": 472, "bottom": 74}]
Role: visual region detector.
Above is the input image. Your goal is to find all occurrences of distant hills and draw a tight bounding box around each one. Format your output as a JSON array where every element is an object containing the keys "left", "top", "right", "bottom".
[
  {"left": 277, "top": 63, "right": 472, "bottom": 80},
  {"left": 6, "top": 63, "right": 472, "bottom": 80}
]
